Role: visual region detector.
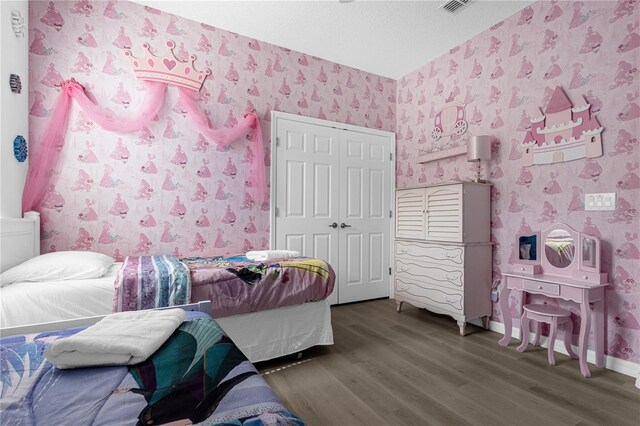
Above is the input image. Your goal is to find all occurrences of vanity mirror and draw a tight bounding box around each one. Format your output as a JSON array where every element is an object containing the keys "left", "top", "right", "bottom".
[
  {"left": 543, "top": 227, "right": 576, "bottom": 270},
  {"left": 540, "top": 224, "right": 607, "bottom": 284}
]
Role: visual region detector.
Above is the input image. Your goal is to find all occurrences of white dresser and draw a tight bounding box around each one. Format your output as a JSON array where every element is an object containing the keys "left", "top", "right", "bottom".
[{"left": 394, "top": 182, "right": 492, "bottom": 335}]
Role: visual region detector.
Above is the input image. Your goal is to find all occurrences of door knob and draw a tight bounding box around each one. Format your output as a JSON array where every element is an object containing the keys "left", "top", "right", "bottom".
[
  {"left": 340, "top": 223, "right": 352, "bottom": 228},
  {"left": 329, "top": 222, "right": 338, "bottom": 228}
]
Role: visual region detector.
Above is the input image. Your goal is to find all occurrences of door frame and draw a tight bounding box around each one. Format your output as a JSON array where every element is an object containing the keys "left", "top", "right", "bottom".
[{"left": 270, "top": 111, "right": 397, "bottom": 298}]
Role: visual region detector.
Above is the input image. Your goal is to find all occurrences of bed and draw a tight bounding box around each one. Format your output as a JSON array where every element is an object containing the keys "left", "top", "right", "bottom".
[
  {"left": 0, "top": 212, "right": 334, "bottom": 362},
  {"left": 0, "top": 306, "right": 303, "bottom": 425}
]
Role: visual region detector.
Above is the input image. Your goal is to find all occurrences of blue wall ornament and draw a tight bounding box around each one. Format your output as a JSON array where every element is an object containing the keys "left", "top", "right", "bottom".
[{"left": 13, "top": 135, "right": 27, "bottom": 162}]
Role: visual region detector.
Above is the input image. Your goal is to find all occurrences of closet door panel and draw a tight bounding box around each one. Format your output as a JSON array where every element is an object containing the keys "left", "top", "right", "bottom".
[
  {"left": 338, "top": 130, "right": 391, "bottom": 304},
  {"left": 274, "top": 113, "right": 394, "bottom": 306},
  {"left": 275, "top": 119, "right": 341, "bottom": 305}
]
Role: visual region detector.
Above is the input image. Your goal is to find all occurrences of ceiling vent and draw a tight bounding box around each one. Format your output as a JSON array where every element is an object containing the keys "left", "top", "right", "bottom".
[{"left": 439, "top": 0, "right": 472, "bottom": 15}]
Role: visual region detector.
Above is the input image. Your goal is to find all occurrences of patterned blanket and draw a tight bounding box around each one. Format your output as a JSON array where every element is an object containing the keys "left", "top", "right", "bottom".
[
  {"left": 114, "top": 256, "right": 191, "bottom": 312},
  {"left": 0, "top": 312, "right": 304, "bottom": 425},
  {"left": 184, "top": 256, "right": 335, "bottom": 318},
  {"left": 114, "top": 255, "right": 335, "bottom": 318}
]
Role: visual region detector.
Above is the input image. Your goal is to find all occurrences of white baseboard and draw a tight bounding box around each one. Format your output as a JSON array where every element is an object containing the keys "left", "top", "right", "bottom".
[{"left": 469, "top": 318, "right": 640, "bottom": 388}]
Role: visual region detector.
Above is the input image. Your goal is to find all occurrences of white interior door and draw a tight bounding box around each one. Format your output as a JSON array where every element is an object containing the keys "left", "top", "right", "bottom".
[
  {"left": 273, "top": 113, "right": 393, "bottom": 305},
  {"left": 274, "top": 119, "right": 340, "bottom": 305},
  {"left": 337, "top": 130, "right": 391, "bottom": 303}
]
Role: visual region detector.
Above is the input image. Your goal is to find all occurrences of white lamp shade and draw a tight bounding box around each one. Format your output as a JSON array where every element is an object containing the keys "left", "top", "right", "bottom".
[{"left": 467, "top": 135, "right": 492, "bottom": 161}]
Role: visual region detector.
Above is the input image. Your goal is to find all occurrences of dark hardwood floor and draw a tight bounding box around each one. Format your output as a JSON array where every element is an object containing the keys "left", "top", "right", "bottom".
[{"left": 256, "top": 299, "right": 640, "bottom": 426}]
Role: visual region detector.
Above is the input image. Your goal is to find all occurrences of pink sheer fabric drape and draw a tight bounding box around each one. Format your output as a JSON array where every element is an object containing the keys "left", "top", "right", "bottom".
[
  {"left": 22, "top": 78, "right": 266, "bottom": 212},
  {"left": 72, "top": 80, "right": 167, "bottom": 132},
  {"left": 21, "top": 82, "right": 75, "bottom": 215}
]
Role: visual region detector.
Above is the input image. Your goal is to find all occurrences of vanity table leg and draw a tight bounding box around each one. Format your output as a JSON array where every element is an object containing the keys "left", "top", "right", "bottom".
[
  {"left": 498, "top": 285, "right": 512, "bottom": 346},
  {"left": 579, "top": 299, "right": 592, "bottom": 378},
  {"left": 516, "top": 291, "right": 524, "bottom": 343},
  {"left": 593, "top": 299, "right": 605, "bottom": 368}
]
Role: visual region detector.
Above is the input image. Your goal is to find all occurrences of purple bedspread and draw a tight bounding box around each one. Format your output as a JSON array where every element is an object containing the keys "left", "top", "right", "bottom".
[
  {"left": 184, "top": 256, "right": 335, "bottom": 318},
  {"left": 1, "top": 312, "right": 304, "bottom": 425}
]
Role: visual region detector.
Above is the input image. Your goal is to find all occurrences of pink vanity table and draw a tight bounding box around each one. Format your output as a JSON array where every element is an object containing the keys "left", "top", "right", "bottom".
[{"left": 498, "top": 225, "right": 608, "bottom": 378}]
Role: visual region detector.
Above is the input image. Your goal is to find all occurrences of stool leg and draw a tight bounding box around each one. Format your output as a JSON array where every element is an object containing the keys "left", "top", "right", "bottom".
[
  {"left": 563, "top": 317, "right": 578, "bottom": 359},
  {"left": 548, "top": 317, "right": 558, "bottom": 366},
  {"left": 533, "top": 321, "right": 541, "bottom": 346},
  {"left": 517, "top": 311, "right": 530, "bottom": 353}
]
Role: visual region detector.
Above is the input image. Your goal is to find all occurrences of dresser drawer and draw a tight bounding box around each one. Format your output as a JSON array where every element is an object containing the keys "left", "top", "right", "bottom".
[
  {"left": 395, "top": 277, "right": 463, "bottom": 314},
  {"left": 395, "top": 241, "right": 464, "bottom": 268},
  {"left": 523, "top": 279, "right": 560, "bottom": 296},
  {"left": 395, "top": 259, "right": 463, "bottom": 291}
]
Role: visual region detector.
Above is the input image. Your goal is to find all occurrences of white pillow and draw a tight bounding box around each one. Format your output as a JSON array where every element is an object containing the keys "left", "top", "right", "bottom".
[{"left": 0, "top": 251, "right": 115, "bottom": 287}]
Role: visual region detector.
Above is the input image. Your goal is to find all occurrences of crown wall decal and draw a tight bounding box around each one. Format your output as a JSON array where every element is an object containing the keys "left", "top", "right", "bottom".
[{"left": 124, "top": 40, "right": 211, "bottom": 91}]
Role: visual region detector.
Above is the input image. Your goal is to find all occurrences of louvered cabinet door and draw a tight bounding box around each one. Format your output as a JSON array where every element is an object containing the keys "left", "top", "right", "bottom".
[
  {"left": 425, "top": 184, "right": 463, "bottom": 242},
  {"left": 395, "top": 188, "right": 426, "bottom": 240}
]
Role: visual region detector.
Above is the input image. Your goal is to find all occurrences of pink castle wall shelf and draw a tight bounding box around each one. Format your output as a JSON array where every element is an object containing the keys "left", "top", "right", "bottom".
[{"left": 522, "top": 86, "right": 604, "bottom": 166}]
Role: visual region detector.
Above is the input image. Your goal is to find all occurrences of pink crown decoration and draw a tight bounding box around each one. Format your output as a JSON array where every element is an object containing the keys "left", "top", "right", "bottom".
[{"left": 125, "top": 40, "right": 211, "bottom": 91}]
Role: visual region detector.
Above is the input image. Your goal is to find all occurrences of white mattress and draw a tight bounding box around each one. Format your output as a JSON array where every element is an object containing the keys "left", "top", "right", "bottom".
[
  {"left": 0, "top": 262, "right": 120, "bottom": 329},
  {"left": 0, "top": 261, "right": 334, "bottom": 363},
  {"left": 216, "top": 299, "right": 334, "bottom": 363}
]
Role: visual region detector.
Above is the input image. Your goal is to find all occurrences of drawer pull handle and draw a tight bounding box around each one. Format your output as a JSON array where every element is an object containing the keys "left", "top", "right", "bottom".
[{"left": 446, "top": 253, "right": 457, "bottom": 258}]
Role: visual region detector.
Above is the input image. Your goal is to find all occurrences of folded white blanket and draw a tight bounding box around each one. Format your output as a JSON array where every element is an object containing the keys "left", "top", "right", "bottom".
[
  {"left": 44, "top": 309, "right": 186, "bottom": 369},
  {"left": 246, "top": 250, "right": 301, "bottom": 261}
]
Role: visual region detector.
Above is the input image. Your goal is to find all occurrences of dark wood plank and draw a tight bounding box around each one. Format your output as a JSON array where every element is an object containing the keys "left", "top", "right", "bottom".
[{"left": 257, "top": 299, "right": 640, "bottom": 425}]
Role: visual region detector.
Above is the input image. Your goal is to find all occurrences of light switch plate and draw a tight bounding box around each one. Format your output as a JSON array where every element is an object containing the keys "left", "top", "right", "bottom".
[{"left": 585, "top": 192, "right": 616, "bottom": 211}]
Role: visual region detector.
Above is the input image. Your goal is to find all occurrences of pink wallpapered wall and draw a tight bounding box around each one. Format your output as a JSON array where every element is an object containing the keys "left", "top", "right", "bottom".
[
  {"left": 395, "top": 0, "right": 639, "bottom": 362},
  {"left": 27, "top": 0, "right": 639, "bottom": 363},
  {"left": 28, "top": 0, "right": 396, "bottom": 259}
]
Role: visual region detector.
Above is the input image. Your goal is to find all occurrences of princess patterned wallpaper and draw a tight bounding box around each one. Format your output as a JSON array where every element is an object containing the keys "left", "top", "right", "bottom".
[
  {"left": 28, "top": 0, "right": 396, "bottom": 259},
  {"left": 395, "top": 0, "right": 639, "bottom": 362},
  {"left": 28, "top": 0, "right": 639, "bottom": 363}
]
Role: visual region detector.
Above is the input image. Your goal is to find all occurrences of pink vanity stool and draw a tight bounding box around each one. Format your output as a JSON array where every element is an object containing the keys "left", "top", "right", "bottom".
[{"left": 517, "top": 303, "right": 578, "bottom": 366}]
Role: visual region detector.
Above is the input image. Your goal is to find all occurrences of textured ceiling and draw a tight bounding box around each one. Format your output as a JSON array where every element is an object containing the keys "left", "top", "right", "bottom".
[{"left": 133, "top": 1, "right": 535, "bottom": 79}]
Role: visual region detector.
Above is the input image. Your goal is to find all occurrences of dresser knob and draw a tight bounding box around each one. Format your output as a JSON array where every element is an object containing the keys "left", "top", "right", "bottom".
[
  {"left": 538, "top": 285, "right": 543, "bottom": 290},
  {"left": 521, "top": 267, "right": 525, "bottom": 271},
  {"left": 584, "top": 276, "right": 588, "bottom": 280}
]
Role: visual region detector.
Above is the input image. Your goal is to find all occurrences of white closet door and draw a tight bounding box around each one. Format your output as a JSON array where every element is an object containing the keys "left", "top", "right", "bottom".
[
  {"left": 274, "top": 119, "right": 340, "bottom": 305},
  {"left": 337, "top": 130, "right": 391, "bottom": 303}
]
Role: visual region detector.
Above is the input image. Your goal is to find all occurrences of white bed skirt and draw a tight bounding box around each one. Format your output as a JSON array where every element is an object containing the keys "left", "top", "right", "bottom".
[{"left": 216, "top": 299, "right": 333, "bottom": 363}]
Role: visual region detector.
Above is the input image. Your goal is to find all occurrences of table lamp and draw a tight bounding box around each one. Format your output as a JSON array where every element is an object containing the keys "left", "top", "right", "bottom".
[{"left": 467, "top": 135, "right": 492, "bottom": 183}]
